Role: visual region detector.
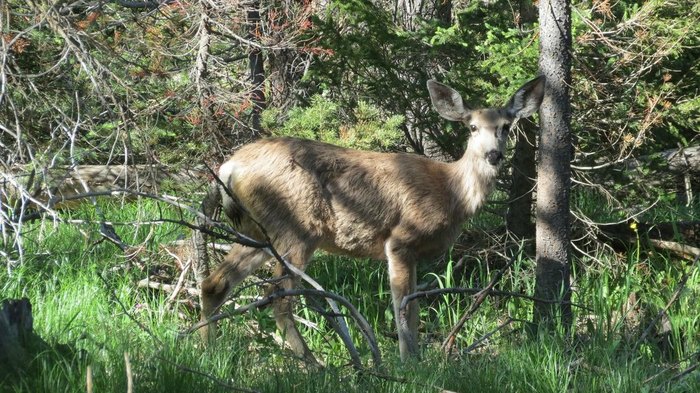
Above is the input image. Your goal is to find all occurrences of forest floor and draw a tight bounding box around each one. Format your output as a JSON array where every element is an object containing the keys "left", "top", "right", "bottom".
[{"left": 1, "top": 198, "right": 699, "bottom": 393}]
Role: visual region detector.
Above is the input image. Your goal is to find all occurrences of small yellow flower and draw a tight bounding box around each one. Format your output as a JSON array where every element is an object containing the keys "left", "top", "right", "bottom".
[{"left": 630, "top": 221, "right": 638, "bottom": 232}]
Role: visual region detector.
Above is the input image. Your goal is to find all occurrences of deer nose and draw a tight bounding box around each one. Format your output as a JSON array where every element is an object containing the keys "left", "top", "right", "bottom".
[{"left": 486, "top": 150, "right": 503, "bottom": 166}]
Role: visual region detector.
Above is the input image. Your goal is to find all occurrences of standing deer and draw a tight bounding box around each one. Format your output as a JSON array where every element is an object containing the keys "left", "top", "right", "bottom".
[{"left": 199, "top": 76, "right": 545, "bottom": 361}]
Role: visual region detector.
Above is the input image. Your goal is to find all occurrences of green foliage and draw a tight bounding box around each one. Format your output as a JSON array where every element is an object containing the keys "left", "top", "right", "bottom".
[
  {"left": 572, "top": 0, "right": 700, "bottom": 158},
  {"left": 301, "top": 0, "right": 547, "bottom": 157},
  {"left": 263, "top": 95, "right": 404, "bottom": 150},
  {"left": 3, "top": 0, "right": 700, "bottom": 388}
]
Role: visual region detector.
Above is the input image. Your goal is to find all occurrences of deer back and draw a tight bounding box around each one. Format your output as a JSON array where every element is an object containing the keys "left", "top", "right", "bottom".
[{"left": 218, "top": 137, "right": 464, "bottom": 260}]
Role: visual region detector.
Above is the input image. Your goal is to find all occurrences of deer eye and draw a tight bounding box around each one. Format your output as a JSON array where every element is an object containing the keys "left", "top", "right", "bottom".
[{"left": 469, "top": 124, "right": 478, "bottom": 132}]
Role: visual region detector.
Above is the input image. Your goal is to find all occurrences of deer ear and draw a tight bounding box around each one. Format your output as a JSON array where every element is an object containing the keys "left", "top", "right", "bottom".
[
  {"left": 505, "top": 75, "right": 546, "bottom": 119},
  {"left": 427, "top": 79, "right": 470, "bottom": 122}
]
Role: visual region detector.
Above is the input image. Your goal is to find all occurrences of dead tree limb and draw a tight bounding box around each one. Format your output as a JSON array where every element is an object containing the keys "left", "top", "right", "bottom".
[
  {"left": 596, "top": 220, "right": 700, "bottom": 260},
  {"left": 2, "top": 165, "right": 207, "bottom": 209},
  {"left": 181, "top": 288, "right": 381, "bottom": 369},
  {"left": 440, "top": 254, "right": 516, "bottom": 355}
]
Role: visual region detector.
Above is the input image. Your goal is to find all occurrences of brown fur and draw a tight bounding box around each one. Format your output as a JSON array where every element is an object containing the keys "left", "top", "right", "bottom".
[{"left": 200, "top": 76, "right": 545, "bottom": 361}]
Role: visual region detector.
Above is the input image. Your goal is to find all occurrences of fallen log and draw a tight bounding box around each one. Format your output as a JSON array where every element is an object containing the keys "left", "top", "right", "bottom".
[
  {"left": 1, "top": 164, "right": 207, "bottom": 209},
  {"left": 597, "top": 220, "right": 700, "bottom": 259},
  {"left": 623, "top": 145, "right": 700, "bottom": 174}
]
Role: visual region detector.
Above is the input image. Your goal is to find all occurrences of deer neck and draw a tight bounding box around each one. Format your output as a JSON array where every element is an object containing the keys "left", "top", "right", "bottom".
[{"left": 449, "top": 149, "right": 499, "bottom": 217}]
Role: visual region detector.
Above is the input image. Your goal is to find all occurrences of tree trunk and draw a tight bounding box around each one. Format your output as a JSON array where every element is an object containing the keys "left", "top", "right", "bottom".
[
  {"left": 533, "top": 0, "right": 573, "bottom": 329},
  {"left": 0, "top": 298, "right": 49, "bottom": 376},
  {"left": 394, "top": 0, "right": 423, "bottom": 31},
  {"left": 267, "top": 1, "right": 314, "bottom": 114},
  {"left": 436, "top": 0, "right": 452, "bottom": 26},
  {"left": 193, "top": 0, "right": 215, "bottom": 137},
  {"left": 507, "top": 118, "right": 537, "bottom": 238},
  {"left": 192, "top": 181, "right": 220, "bottom": 308},
  {"left": 518, "top": 0, "right": 538, "bottom": 27},
  {"left": 247, "top": 0, "right": 266, "bottom": 136}
]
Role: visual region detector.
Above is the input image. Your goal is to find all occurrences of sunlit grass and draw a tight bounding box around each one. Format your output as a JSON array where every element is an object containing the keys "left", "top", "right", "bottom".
[{"left": 1, "top": 199, "right": 699, "bottom": 392}]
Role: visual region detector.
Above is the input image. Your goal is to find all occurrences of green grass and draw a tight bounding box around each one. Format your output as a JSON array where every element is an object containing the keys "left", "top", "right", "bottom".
[{"left": 1, "top": 198, "right": 699, "bottom": 392}]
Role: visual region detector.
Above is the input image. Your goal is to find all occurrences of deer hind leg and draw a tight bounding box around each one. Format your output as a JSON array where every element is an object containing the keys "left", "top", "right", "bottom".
[
  {"left": 386, "top": 240, "right": 419, "bottom": 361},
  {"left": 199, "top": 244, "right": 269, "bottom": 344},
  {"left": 269, "top": 245, "right": 318, "bottom": 364}
]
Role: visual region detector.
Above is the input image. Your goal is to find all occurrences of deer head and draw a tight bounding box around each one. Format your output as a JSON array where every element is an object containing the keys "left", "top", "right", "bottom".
[{"left": 428, "top": 76, "right": 545, "bottom": 167}]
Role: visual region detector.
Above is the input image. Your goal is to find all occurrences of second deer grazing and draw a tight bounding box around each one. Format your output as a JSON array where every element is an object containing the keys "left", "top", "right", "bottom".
[{"left": 199, "top": 76, "right": 546, "bottom": 362}]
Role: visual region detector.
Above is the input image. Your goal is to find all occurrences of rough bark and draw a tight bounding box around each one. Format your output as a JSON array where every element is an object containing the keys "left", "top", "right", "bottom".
[
  {"left": 192, "top": 181, "right": 220, "bottom": 293},
  {"left": 506, "top": 0, "right": 539, "bottom": 239},
  {"left": 507, "top": 118, "right": 538, "bottom": 238},
  {"left": 436, "top": 0, "right": 452, "bottom": 26},
  {"left": 267, "top": 1, "right": 313, "bottom": 114},
  {"left": 534, "top": 0, "right": 573, "bottom": 329},
  {"left": 247, "top": 0, "right": 266, "bottom": 136},
  {"left": 394, "top": 0, "right": 423, "bottom": 31},
  {"left": 193, "top": 0, "right": 215, "bottom": 137}
]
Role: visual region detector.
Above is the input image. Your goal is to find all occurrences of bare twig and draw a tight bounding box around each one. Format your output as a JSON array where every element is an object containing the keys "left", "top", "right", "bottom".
[
  {"left": 643, "top": 350, "right": 700, "bottom": 385},
  {"left": 668, "top": 363, "right": 700, "bottom": 384},
  {"left": 359, "top": 368, "right": 458, "bottom": 393},
  {"left": 137, "top": 278, "right": 200, "bottom": 297},
  {"left": 97, "top": 274, "right": 163, "bottom": 346},
  {"left": 463, "top": 317, "right": 515, "bottom": 354},
  {"left": 86, "top": 364, "right": 93, "bottom": 393},
  {"left": 401, "top": 287, "right": 590, "bottom": 311},
  {"left": 181, "top": 288, "right": 381, "bottom": 369},
  {"left": 440, "top": 253, "right": 517, "bottom": 355},
  {"left": 124, "top": 352, "right": 133, "bottom": 393},
  {"left": 166, "top": 256, "right": 192, "bottom": 305}
]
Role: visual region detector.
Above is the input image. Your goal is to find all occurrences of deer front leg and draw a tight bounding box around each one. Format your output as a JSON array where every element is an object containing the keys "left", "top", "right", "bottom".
[
  {"left": 269, "top": 246, "right": 319, "bottom": 365},
  {"left": 386, "top": 241, "right": 419, "bottom": 361},
  {"left": 199, "top": 245, "right": 268, "bottom": 344}
]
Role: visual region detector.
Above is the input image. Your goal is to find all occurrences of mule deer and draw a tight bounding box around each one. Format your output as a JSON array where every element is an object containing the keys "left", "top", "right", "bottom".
[{"left": 199, "top": 76, "right": 545, "bottom": 361}]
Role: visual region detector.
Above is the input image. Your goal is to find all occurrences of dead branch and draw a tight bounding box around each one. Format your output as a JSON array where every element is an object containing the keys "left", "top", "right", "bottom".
[
  {"left": 166, "top": 260, "right": 193, "bottom": 305},
  {"left": 124, "top": 352, "right": 133, "bottom": 393},
  {"left": 463, "top": 317, "right": 515, "bottom": 354},
  {"left": 97, "top": 274, "right": 163, "bottom": 346},
  {"left": 440, "top": 254, "right": 517, "bottom": 355},
  {"left": 668, "top": 363, "right": 700, "bottom": 384},
  {"left": 86, "top": 364, "right": 93, "bottom": 393},
  {"left": 401, "top": 287, "right": 589, "bottom": 310},
  {"left": 584, "top": 216, "right": 700, "bottom": 260},
  {"left": 137, "top": 278, "right": 200, "bottom": 297},
  {"left": 3, "top": 186, "right": 371, "bottom": 366},
  {"left": 181, "top": 288, "right": 381, "bottom": 369},
  {"left": 2, "top": 165, "right": 207, "bottom": 209},
  {"left": 358, "top": 368, "right": 458, "bottom": 393},
  {"left": 647, "top": 239, "right": 700, "bottom": 260}
]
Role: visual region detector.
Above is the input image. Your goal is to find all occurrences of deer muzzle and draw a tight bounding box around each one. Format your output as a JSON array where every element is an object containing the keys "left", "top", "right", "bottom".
[{"left": 485, "top": 150, "right": 504, "bottom": 166}]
